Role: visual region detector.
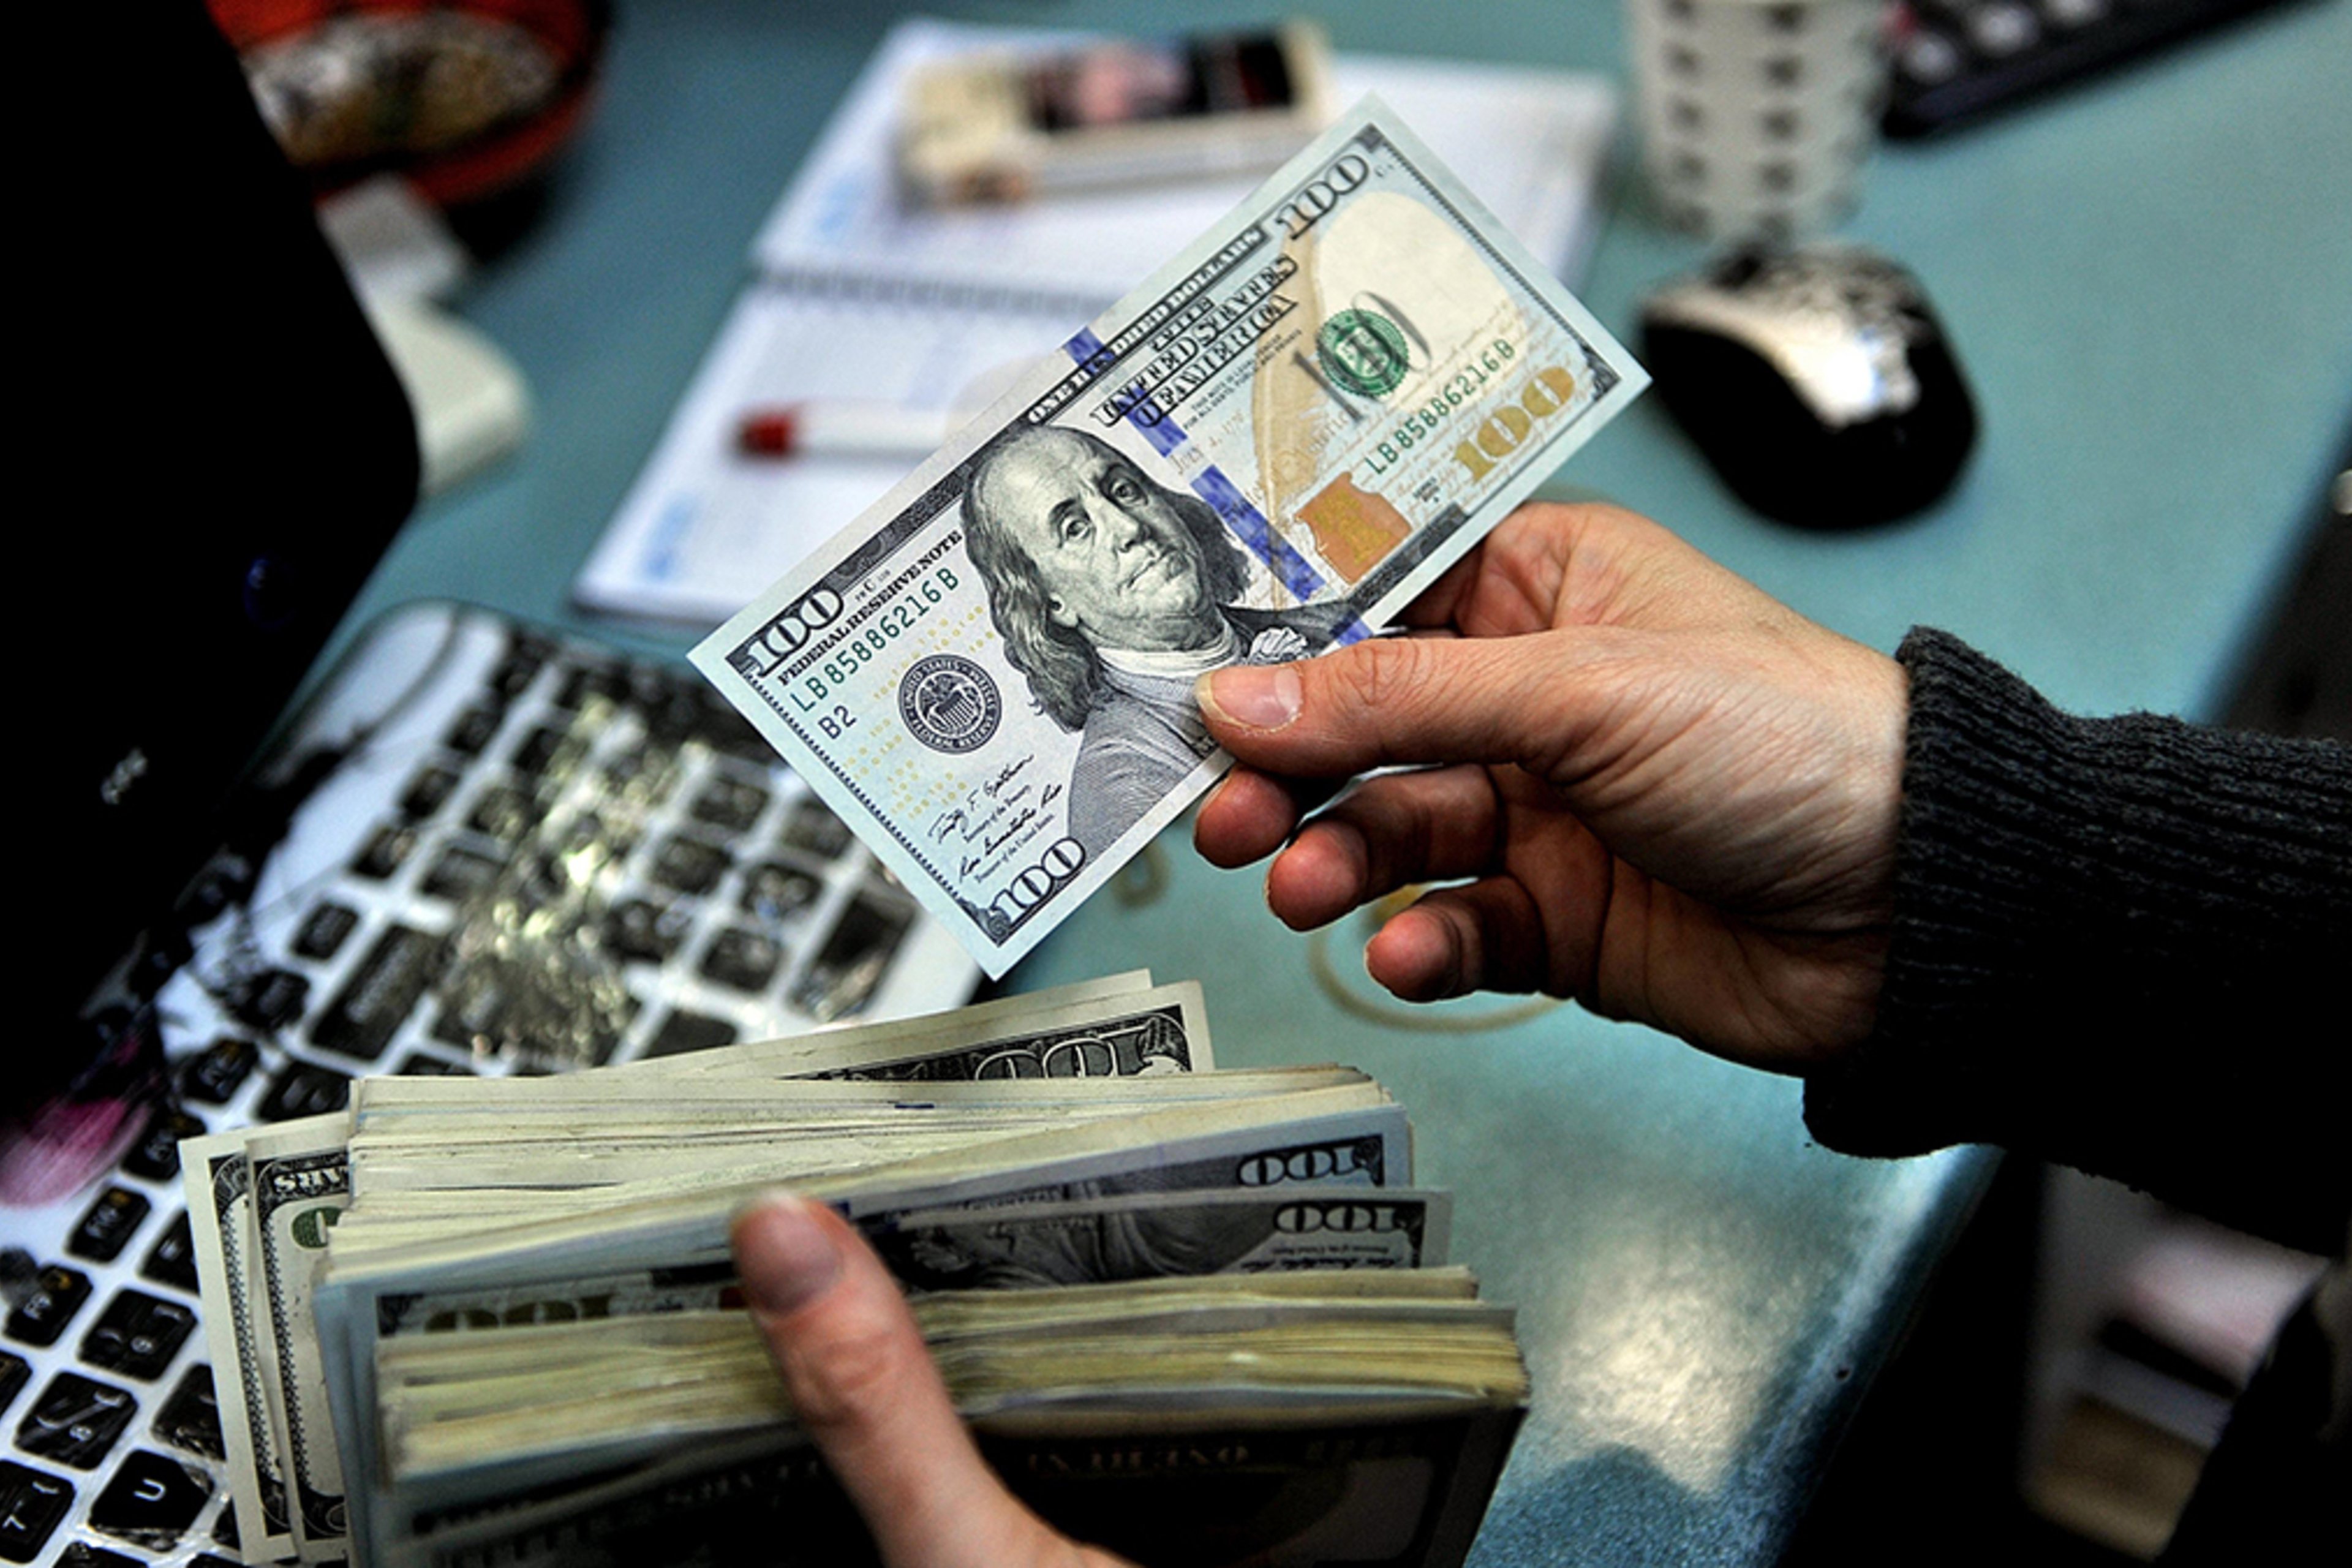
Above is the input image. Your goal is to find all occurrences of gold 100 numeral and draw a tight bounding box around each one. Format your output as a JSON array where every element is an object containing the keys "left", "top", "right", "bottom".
[{"left": 1450, "top": 366, "right": 1579, "bottom": 481}]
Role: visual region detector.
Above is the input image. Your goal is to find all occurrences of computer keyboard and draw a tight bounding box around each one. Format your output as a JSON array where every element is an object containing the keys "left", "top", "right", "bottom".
[
  {"left": 1884, "top": 0, "right": 2299, "bottom": 137},
  {"left": 2, "top": 603, "right": 978, "bottom": 1565}
]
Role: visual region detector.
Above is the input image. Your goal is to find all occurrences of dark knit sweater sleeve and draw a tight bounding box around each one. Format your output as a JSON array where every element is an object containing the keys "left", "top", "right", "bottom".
[{"left": 1804, "top": 628, "right": 2352, "bottom": 1253}]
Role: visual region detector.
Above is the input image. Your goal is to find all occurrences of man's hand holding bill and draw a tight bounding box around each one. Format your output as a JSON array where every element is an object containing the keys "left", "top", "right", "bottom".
[
  {"left": 1196, "top": 502, "right": 1908, "bottom": 1076},
  {"left": 733, "top": 1194, "right": 1138, "bottom": 1568}
]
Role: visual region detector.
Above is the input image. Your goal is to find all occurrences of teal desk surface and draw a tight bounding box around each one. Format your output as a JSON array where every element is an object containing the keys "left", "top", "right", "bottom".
[{"left": 334, "top": 2, "right": 2352, "bottom": 1561}]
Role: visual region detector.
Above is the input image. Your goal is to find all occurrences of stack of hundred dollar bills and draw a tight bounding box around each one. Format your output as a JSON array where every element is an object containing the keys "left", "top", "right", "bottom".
[{"left": 183, "top": 973, "right": 1529, "bottom": 1568}]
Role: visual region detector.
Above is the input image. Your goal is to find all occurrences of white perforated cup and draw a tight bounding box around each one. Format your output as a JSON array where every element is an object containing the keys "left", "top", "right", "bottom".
[{"left": 1626, "top": 0, "right": 1888, "bottom": 241}]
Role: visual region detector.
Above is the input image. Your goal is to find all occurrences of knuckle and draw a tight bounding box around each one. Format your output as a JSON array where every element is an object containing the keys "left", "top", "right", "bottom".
[{"left": 1324, "top": 636, "right": 1438, "bottom": 725}]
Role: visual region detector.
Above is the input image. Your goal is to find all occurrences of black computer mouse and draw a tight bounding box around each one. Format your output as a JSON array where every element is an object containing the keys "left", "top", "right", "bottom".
[{"left": 1638, "top": 244, "right": 1978, "bottom": 529}]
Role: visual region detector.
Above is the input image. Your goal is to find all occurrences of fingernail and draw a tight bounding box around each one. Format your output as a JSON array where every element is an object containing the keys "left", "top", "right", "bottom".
[
  {"left": 733, "top": 1194, "right": 842, "bottom": 1317},
  {"left": 1201, "top": 665, "right": 1302, "bottom": 730}
]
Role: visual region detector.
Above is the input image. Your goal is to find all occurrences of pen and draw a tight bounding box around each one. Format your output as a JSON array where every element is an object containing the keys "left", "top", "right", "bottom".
[{"left": 737, "top": 400, "right": 952, "bottom": 459}]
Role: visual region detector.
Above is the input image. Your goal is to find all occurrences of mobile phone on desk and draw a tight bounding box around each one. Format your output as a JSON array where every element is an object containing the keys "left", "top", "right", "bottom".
[{"left": 896, "top": 21, "right": 1332, "bottom": 205}]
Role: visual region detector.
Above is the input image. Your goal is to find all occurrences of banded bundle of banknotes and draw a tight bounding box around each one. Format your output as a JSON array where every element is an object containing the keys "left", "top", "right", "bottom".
[{"left": 182, "top": 974, "right": 1529, "bottom": 1567}]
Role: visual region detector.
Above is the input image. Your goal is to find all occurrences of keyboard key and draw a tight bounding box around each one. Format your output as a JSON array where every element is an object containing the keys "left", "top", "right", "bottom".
[
  {"left": 557, "top": 809, "right": 637, "bottom": 863},
  {"left": 394, "top": 1052, "right": 474, "bottom": 1076},
  {"left": 0, "top": 1353, "right": 25, "bottom": 1415},
  {"left": 121, "top": 1109, "right": 204, "bottom": 1182},
  {"left": 780, "top": 801, "right": 854, "bottom": 860},
  {"left": 605, "top": 897, "right": 690, "bottom": 964},
  {"left": 67, "top": 1188, "right": 151, "bottom": 1264},
  {"left": 399, "top": 763, "right": 464, "bottom": 819},
  {"left": 352, "top": 822, "right": 419, "bottom": 880},
  {"left": 650, "top": 834, "right": 730, "bottom": 895},
  {"left": 228, "top": 968, "right": 310, "bottom": 1032},
  {"left": 0, "top": 1461, "right": 74, "bottom": 1563},
  {"left": 256, "top": 1063, "right": 351, "bottom": 1123},
  {"left": 628, "top": 660, "right": 689, "bottom": 716},
  {"left": 696, "top": 693, "right": 772, "bottom": 760},
  {"left": 1969, "top": 0, "right": 2042, "bottom": 53},
  {"left": 510, "top": 724, "right": 581, "bottom": 778},
  {"left": 1898, "top": 27, "right": 1967, "bottom": 83},
  {"left": 429, "top": 968, "right": 511, "bottom": 1053},
  {"left": 138, "top": 1215, "right": 200, "bottom": 1296},
  {"left": 511, "top": 1011, "right": 633, "bottom": 1074},
  {"left": 794, "top": 895, "right": 912, "bottom": 1022},
  {"left": 644, "top": 1011, "right": 738, "bottom": 1059},
  {"left": 432, "top": 963, "right": 635, "bottom": 1070},
  {"left": 87, "top": 1449, "right": 211, "bottom": 1550},
  {"left": 691, "top": 774, "right": 770, "bottom": 832},
  {"left": 292, "top": 900, "right": 361, "bottom": 960},
  {"left": 600, "top": 744, "right": 676, "bottom": 805},
  {"left": 554, "top": 662, "right": 624, "bottom": 710},
  {"left": 176, "top": 1039, "right": 257, "bottom": 1104},
  {"left": 652, "top": 690, "right": 720, "bottom": 749},
  {"left": 15, "top": 1373, "right": 136, "bottom": 1468},
  {"left": 314, "top": 925, "right": 447, "bottom": 1061},
  {"left": 4, "top": 1267, "right": 92, "bottom": 1349},
  {"left": 490, "top": 638, "right": 551, "bottom": 700},
  {"left": 79, "top": 1291, "right": 197, "bottom": 1381},
  {"left": 420, "top": 843, "right": 508, "bottom": 903},
  {"left": 701, "top": 928, "right": 783, "bottom": 992},
  {"left": 740, "top": 863, "right": 820, "bottom": 924},
  {"left": 466, "top": 783, "right": 537, "bottom": 843},
  {"left": 154, "top": 1365, "right": 224, "bottom": 1461},
  {"left": 444, "top": 705, "right": 503, "bottom": 755},
  {"left": 58, "top": 1543, "right": 141, "bottom": 1567}
]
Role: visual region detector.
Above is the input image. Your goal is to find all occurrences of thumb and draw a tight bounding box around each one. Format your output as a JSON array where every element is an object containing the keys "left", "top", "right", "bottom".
[
  {"left": 1198, "top": 633, "right": 1581, "bottom": 778},
  {"left": 731, "top": 1194, "right": 1087, "bottom": 1568}
]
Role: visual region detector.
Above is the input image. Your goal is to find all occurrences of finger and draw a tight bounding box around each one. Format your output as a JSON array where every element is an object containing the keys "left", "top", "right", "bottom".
[
  {"left": 1368, "top": 863, "right": 1819, "bottom": 1060},
  {"left": 1262, "top": 766, "right": 1504, "bottom": 930},
  {"left": 1363, "top": 877, "right": 1571, "bottom": 1002},
  {"left": 731, "top": 1195, "right": 1074, "bottom": 1568},
  {"left": 1194, "top": 766, "right": 1336, "bottom": 869},
  {"left": 1197, "top": 632, "right": 1591, "bottom": 780}
]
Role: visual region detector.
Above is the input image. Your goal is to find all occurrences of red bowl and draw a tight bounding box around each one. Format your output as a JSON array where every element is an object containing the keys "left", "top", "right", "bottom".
[{"left": 208, "top": 0, "right": 611, "bottom": 205}]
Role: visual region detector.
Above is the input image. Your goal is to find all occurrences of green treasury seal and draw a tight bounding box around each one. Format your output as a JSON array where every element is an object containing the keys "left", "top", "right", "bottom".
[{"left": 1316, "top": 309, "right": 1411, "bottom": 398}]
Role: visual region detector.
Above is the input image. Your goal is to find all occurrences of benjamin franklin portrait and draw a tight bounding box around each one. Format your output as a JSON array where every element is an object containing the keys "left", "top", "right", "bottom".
[{"left": 963, "top": 425, "right": 1352, "bottom": 855}]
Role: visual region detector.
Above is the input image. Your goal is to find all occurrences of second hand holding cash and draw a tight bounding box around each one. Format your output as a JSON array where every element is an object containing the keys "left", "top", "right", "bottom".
[
  {"left": 186, "top": 973, "right": 1526, "bottom": 1567},
  {"left": 694, "top": 96, "right": 1645, "bottom": 976}
]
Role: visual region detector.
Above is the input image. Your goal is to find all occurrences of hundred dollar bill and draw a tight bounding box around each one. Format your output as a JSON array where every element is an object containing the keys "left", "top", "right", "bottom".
[
  {"left": 868, "top": 1185, "right": 1451, "bottom": 1291},
  {"left": 181, "top": 1131, "right": 298, "bottom": 1563},
  {"left": 693, "top": 96, "right": 1645, "bottom": 975},
  {"left": 793, "top": 976, "right": 1208, "bottom": 1080},
  {"left": 250, "top": 1118, "right": 356, "bottom": 1561}
]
